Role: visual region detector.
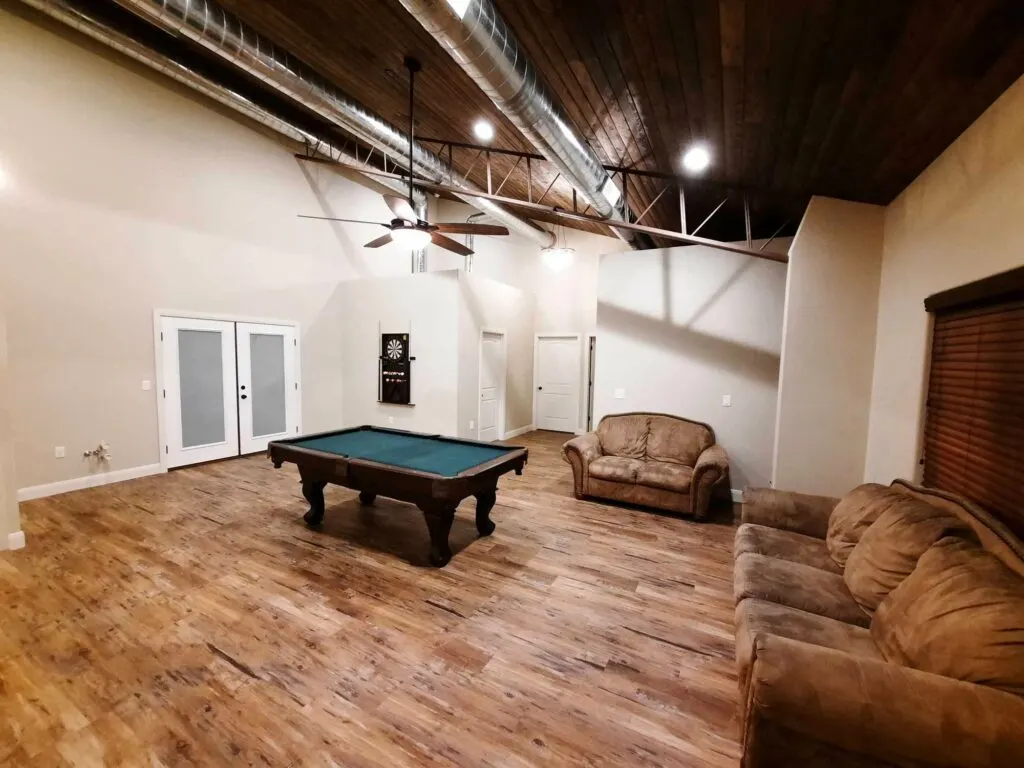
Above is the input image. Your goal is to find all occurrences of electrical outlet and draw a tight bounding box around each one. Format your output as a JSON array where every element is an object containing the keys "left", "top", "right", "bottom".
[
  {"left": 55, "top": 446, "right": 65, "bottom": 459},
  {"left": 388, "top": 416, "right": 395, "bottom": 424},
  {"left": 469, "top": 420, "right": 475, "bottom": 430},
  {"left": 614, "top": 388, "right": 626, "bottom": 399},
  {"left": 722, "top": 394, "right": 732, "bottom": 407},
  {"left": 142, "top": 380, "right": 152, "bottom": 391}
]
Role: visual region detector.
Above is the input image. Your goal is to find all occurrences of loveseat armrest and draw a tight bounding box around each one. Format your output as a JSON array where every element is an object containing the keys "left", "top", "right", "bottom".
[
  {"left": 691, "top": 444, "right": 729, "bottom": 519},
  {"left": 744, "top": 634, "right": 1024, "bottom": 768},
  {"left": 741, "top": 487, "right": 837, "bottom": 539},
  {"left": 562, "top": 433, "right": 602, "bottom": 499}
]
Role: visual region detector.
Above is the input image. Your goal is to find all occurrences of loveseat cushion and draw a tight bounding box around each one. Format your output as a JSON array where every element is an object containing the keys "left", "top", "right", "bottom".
[
  {"left": 735, "top": 553, "right": 870, "bottom": 627},
  {"left": 826, "top": 484, "right": 899, "bottom": 567},
  {"left": 873, "top": 535, "right": 1024, "bottom": 696},
  {"left": 646, "top": 415, "right": 712, "bottom": 465},
  {"left": 596, "top": 414, "right": 648, "bottom": 459},
  {"left": 736, "top": 523, "right": 842, "bottom": 574},
  {"left": 736, "top": 598, "right": 880, "bottom": 693},
  {"left": 588, "top": 456, "right": 643, "bottom": 484},
  {"left": 844, "top": 497, "right": 970, "bottom": 613},
  {"left": 636, "top": 461, "right": 692, "bottom": 493}
]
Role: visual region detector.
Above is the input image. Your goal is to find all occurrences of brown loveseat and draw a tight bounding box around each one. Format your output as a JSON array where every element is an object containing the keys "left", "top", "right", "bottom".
[
  {"left": 735, "top": 480, "right": 1024, "bottom": 767},
  {"left": 562, "top": 412, "right": 729, "bottom": 519}
]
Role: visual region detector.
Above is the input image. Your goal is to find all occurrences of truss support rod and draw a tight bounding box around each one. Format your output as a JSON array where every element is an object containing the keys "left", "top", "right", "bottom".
[
  {"left": 759, "top": 219, "right": 791, "bottom": 252},
  {"left": 679, "top": 185, "right": 687, "bottom": 234},
  {"left": 691, "top": 197, "right": 730, "bottom": 237},
  {"left": 294, "top": 155, "right": 787, "bottom": 262},
  {"left": 486, "top": 151, "right": 492, "bottom": 194},
  {"left": 526, "top": 157, "right": 532, "bottom": 203},
  {"left": 635, "top": 185, "right": 669, "bottom": 225},
  {"left": 494, "top": 155, "right": 523, "bottom": 197},
  {"left": 448, "top": 143, "right": 454, "bottom": 184},
  {"left": 536, "top": 173, "right": 561, "bottom": 206},
  {"left": 573, "top": 188, "right": 578, "bottom": 214},
  {"left": 460, "top": 149, "right": 486, "bottom": 186},
  {"left": 744, "top": 194, "right": 753, "bottom": 248}
]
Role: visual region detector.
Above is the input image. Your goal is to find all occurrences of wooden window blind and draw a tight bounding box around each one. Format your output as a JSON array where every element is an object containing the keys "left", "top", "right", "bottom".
[{"left": 923, "top": 298, "right": 1024, "bottom": 540}]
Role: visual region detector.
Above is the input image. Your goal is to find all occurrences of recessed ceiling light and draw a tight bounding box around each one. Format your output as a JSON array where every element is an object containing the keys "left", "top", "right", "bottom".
[
  {"left": 473, "top": 119, "right": 495, "bottom": 142},
  {"left": 682, "top": 144, "right": 711, "bottom": 174}
]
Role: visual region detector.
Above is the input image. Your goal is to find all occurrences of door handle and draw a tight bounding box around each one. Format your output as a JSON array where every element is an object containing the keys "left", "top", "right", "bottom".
[{"left": 538, "top": 386, "right": 543, "bottom": 390}]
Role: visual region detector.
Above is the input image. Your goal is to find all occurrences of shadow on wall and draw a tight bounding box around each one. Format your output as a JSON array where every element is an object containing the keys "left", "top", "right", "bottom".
[
  {"left": 297, "top": 160, "right": 372, "bottom": 278},
  {"left": 597, "top": 301, "right": 781, "bottom": 386}
]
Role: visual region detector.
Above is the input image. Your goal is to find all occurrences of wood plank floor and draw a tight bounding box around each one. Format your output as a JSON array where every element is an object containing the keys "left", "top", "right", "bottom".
[{"left": 0, "top": 430, "right": 740, "bottom": 767}]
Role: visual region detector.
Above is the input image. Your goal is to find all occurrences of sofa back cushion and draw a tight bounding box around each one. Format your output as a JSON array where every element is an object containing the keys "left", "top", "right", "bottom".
[
  {"left": 646, "top": 415, "right": 713, "bottom": 466},
  {"left": 844, "top": 497, "right": 971, "bottom": 612},
  {"left": 826, "top": 484, "right": 899, "bottom": 567},
  {"left": 597, "top": 414, "right": 649, "bottom": 459},
  {"left": 873, "top": 535, "right": 1024, "bottom": 696}
]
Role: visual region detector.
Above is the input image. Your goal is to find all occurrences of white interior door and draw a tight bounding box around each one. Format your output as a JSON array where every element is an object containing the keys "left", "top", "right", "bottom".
[
  {"left": 237, "top": 322, "right": 300, "bottom": 454},
  {"left": 161, "top": 317, "right": 239, "bottom": 468},
  {"left": 535, "top": 335, "right": 581, "bottom": 433},
  {"left": 478, "top": 332, "right": 505, "bottom": 442}
]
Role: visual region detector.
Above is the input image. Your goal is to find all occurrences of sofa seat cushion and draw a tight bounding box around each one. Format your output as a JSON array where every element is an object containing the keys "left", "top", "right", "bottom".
[
  {"left": 736, "top": 598, "right": 880, "bottom": 692},
  {"left": 596, "top": 414, "right": 648, "bottom": 459},
  {"left": 736, "top": 523, "right": 842, "bottom": 574},
  {"left": 588, "top": 456, "right": 644, "bottom": 484},
  {"left": 844, "top": 497, "right": 971, "bottom": 613},
  {"left": 826, "top": 484, "right": 899, "bottom": 567},
  {"left": 735, "top": 553, "right": 870, "bottom": 627},
  {"left": 646, "top": 415, "right": 712, "bottom": 465},
  {"left": 874, "top": 536, "right": 1024, "bottom": 696},
  {"left": 636, "top": 460, "right": 692, "bottom": 493}
]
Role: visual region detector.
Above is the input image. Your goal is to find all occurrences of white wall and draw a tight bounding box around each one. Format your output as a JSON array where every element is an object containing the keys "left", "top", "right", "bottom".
[
  {"left": 773, "top": 197, "right": 885, "bottom": 496},
  {"left": 595, "top": 244, "right": 788, "bottom": 491},
  {"left": 338, "top": 272, "right": 461, "bottom": 436},
  {"left": 0, "top": 312, "right": 19, "bottom": 546},
  {"left": 456, "top": 273, "right": 535, "bottom": 439},
  {"left": 864, "top": 74, "right": 1024, "bottom": 483}
]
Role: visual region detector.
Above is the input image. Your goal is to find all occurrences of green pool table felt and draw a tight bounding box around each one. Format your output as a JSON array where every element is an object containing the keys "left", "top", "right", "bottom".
[{"left": 292, "top": 429, "right": 515, "bottom": 477}]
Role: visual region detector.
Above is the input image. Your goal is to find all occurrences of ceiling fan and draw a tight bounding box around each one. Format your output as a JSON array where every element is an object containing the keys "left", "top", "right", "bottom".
[{"left": 298, "top": 57, "right": 509, "bottom": 256}]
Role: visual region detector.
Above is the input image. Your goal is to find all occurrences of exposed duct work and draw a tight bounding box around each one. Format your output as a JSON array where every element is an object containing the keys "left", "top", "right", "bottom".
[
  {"left": 110, "top": 0, "right": 553, "bottom": 247},
  {"left": 18, "top": 0, "right": 427, "bottom": 213},
  {"left": 396, "top": 0, "right": 641, "bottom": 246}
]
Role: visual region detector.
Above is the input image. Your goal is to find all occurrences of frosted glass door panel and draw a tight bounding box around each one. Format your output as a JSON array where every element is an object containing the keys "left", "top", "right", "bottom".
[
  {"left": 161, "top": 317, "right": 239, "bottom": 468},
  {"left": 237, "top": 323, "right": 299, "bottom": 454}
]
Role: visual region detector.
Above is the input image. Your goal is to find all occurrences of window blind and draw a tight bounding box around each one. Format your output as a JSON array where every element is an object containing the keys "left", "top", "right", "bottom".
[{"left": 923, "top": 298, "right": 1024, "bottom": 539}]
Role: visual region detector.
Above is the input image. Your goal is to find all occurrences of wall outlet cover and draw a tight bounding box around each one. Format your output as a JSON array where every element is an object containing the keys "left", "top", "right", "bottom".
[
  {"left": 614, "top": 388, "right": 626, "bottom": 399},
  {"left": 54, "top": 446, "right": 65, "bottom": 459},
  {"left": 469, "top": 420, "right": 475, "bottom": 430},
  {"left": 142, "top": 380, "right": 152, "bottom": 391},
  {"left": 388, "top": 416, "right": 395, "bottom": 424},
  {"left": 722, "top": 395, "right": 732, "bottom": 407}
]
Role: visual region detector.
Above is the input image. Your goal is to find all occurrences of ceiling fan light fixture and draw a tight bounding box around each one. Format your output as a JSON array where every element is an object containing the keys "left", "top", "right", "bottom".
[
  {"left": 391, "top": 226, "right": 432, "bottom": 249},
  {"left": 473, "top": 119, "right": 495, "bottom": 142}
]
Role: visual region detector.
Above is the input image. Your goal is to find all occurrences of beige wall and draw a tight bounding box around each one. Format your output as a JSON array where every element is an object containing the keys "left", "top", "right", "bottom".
[
  {"left": 595, "top": 244, "right": 788, "bottom": 491},
  {"left": 864, "top": 74, "right": 1024, "bottom": 484},
  {"left": 456, "top": 273, "right": 535, "bottom": 439},
  {"left": 773, "top": 197, "right": 885, "bottom": 496},
  {"left": 0, "top": 312, "right": 19, "bottom": 543}
]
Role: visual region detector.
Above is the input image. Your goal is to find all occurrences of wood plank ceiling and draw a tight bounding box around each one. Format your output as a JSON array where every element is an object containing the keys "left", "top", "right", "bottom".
[{"left": 212, "top": 0, "right": 1024, "bottom": 241}]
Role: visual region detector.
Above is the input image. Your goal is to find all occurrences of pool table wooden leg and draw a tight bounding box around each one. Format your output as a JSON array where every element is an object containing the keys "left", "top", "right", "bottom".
[
  {"left": 474, "top": 489, "right": 497, "bottom": 537},
  {"left": 302, "top": 480, "right": 327, "bottom": 526},
  {"left": 418, "top": 502, "right": 455, "bottom": 567}
]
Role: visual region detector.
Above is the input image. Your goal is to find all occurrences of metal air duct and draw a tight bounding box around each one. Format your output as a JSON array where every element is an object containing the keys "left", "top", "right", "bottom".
[
  {"left": 396, "top": 0, "right": 638, "bottom": 245},
  {"left": 111, "top": 0, "right": 554, "bottom": 247}
]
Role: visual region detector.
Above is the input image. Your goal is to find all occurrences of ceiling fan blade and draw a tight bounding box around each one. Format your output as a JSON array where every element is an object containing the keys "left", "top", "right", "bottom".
[
  {"left": 298, "top": 214, "right": 388, "bottom": 226},
  {"left": 383, "top": 195, "right": 418, "bottom": 224},
  {"left": 364, "top": 232, "right": 395, "bottom": 248},
  {"left": 430, "top": 232, "right": 473, "bottom": 256},
  {"left": 431, "top": 223, "right": 510, "bottom": 236}
]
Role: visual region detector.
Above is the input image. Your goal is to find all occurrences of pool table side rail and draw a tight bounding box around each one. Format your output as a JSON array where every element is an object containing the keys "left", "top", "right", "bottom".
[{"left": 271, "top": 424, "right": 525, "bottom": 453}]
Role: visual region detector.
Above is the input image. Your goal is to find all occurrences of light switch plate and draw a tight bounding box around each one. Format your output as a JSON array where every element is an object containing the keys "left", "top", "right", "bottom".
[
  {"left": 614, "top": 388, "right": 626, "bottom": 399},
  {"left": 388, "top": 416, "right": 395, "bottom": 424},
  {"left": 142, "top": 380, "right": 152, "bottom": 391},
  {"left": 469, "top": 420, "right": 475, "bottom": 430},
  {"left": 55, "top": 446, "right": 65, "bottom": 459},
  {"left": 722, "top": 394, "right": 732, "bottom": 407}
]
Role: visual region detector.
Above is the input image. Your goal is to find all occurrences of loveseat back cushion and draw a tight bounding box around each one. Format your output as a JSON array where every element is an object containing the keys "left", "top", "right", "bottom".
[
  {"left": 826, "top": 484, "right": 901, "bottom": 567},
  {"left": 844, "top": 497, "right": 971, "bottom": 613},
  {"left": 597, "top": 414, "right": 649, "bottom": 459},
  {"left": 873, "top": 535, "right": 1024, "bottom": 696},
  {"left": 646, "top": 415, "right": 712, "bottom": 466}
]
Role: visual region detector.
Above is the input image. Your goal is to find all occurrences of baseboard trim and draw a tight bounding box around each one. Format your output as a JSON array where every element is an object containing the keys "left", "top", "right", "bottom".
[
  {"left": 17, "top": 463, "right": 166, "bottom": 502},
  {"left": 504, "top": 424, "right": 536, "bottom": 439},
  {"left": 731, "top": 488, "right": 744, "bottom": 503}
]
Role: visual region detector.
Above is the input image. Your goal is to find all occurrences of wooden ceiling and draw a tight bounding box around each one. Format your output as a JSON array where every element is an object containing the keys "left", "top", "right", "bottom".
[{"left": 209, "top": 0, "right": 1024, "bottom": 241}]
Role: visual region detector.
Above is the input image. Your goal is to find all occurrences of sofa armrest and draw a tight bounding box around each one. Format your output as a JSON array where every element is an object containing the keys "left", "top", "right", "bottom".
[
  {"left": 562, "top": 433, "right": 601, "bottom": 499},
  {"left": 691, "top": 444, "right": 729, "bottom": 518},
  {"left": 744, "top": 634, "right": 1024, "bottom": 768},
  {"left": 741, "top": 487, "right": 837, "bottom": 539}
]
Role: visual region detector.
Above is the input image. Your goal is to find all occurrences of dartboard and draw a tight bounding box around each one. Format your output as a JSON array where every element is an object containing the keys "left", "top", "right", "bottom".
[{"left": 386, "top": 338, "right": 404, "bottom": 360}]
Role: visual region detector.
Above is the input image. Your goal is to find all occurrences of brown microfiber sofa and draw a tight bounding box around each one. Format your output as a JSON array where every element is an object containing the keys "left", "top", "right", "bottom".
[
  {"left": 562, "top": 412, "right": 729, "bottom": 519},
  {"left": 735, "top": 480, "right": 1024, "bottom": 767}
]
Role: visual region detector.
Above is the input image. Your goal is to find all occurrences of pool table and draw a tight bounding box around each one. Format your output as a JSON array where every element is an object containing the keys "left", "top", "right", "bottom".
[{"left": 268, "top": 426, "right": 528, "bottom": 566}]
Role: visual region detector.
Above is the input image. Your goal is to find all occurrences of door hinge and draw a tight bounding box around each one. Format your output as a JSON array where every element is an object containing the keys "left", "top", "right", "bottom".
[
  {"left": 165, "top": 445, "right": 169, "bottom": 454},
  {"left": 294, "top": 339, "right": 297, "bottom": 346},
  {"left": 296, "top": 426, "right": 299, "bottom": 433},
  {"left": 160, "top": 332, "right": 164, "bottom": 341},
  {"left": 162, "top": 389, "right": 166, "bottom": 398},
  {"left": 294, "top": 382, "right": 299, "bottom": 390}
]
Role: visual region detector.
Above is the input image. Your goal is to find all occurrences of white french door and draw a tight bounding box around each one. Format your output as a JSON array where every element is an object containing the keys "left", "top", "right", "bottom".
[
  {"left": 236, "top": 322, "right": 299, "bottom": 454},
  {"left": 160, "top": 316, "right": 300, "bottom": 468},
  {"left": 161, "top": 317, "right": 239, "bottom": 468}
]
